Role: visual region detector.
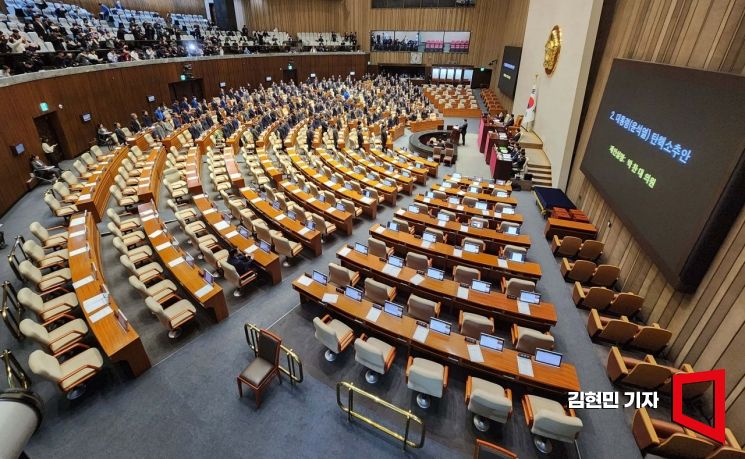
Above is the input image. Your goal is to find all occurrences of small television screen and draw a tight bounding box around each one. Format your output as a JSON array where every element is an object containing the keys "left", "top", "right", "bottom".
[
  {"left": 312, "top": 270, "right": 328, "bottom": 285},
  {"left": 498, "top": 46, "right": 522, "bottom": 98},
  {"left": 80, "top": 113, "right": 92, "bottom": 123},
  {"left": 479, "top": 333, "right": 504, "bottom": 351}
]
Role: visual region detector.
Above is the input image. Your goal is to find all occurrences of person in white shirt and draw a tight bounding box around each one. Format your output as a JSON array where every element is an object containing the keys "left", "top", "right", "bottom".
[
  {"left": 129, "top": 49, "right": 140, "bottom": 60},
  {"left": 107, "top": 49, "right": 118, "bottom": 63},
  {"left": 41, "top": 138, "right": 59, "bottom": 165}
]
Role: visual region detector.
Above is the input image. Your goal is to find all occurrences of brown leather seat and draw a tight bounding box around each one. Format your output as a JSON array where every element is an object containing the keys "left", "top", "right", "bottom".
[
  {"left": 560, "top": 258, "right": 596, "bottom": 283},
  {"left": 551, "top": 235, "right": 582, "bottom": 258},
  {"left": 632, "top": 408, "right": 727, "bottom": 458},
  {"left": 606, "top": 346, "right": 673, "bottom": 390}
]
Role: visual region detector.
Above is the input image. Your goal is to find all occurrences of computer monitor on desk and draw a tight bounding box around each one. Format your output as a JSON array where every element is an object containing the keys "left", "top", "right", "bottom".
[
  {"left": 426, "top": 267, "right": 444, "bottom": 281},
  {"left": 203, "top": 271, "right": 215, "bottom": 285},
  {"left": 436, "top": 212, "right": 450, "bottom": 222},
  {"left": 345, "top": 286, "right": 363, "bottom": 302},
  {"left": 535, "top": 349, "right": 563, "bottom": 367},
  {"left": 442, "top": 182, "right": 452, "bottom": 189},
  {"left": 305, "top": 220, "right": 316, "bottom": 230},
  {"left": 237, "top": 225, "right": 250, "bottom": 239},
  {"left": 430, "top": 317, "right": 451, "bottom": 335},
  {"left": 425, "top": 191, "right": 435, "bottom": 199},
  {"left": 312, "top": 270, "right": 328, "bottom": 285},
  {"left": 336, "top": 203, "right": 345, "bottom": 212},
  {"left": 471, "top": 280, "right": 491, "bottom": 294},
  {"left": 259, "top": 240, "right": 271, "bottom": 253},
  {"left": 519, "top": 290, "right": 541, "bottom": 304},
  {"left": 448, "top": 197, "right": 460, "bottom": 205},
  {"left": 469, "top": 186, "right": 480, "bottom": 194},
  {"left": 463, "top": 242, "right": 480, "bottom": 254},
  {"left": 388, "top": 255, "right": 403, "bottom": 268},
  {"left": 408, "top": 204, "right": 419, "bottom": 213},
  {"left": 471, "top": 220, "right": 484, "bottom": 229},
  {"left": 384, "top": 301, "right": 403, "bottom": 318},
  {"left": 475, "top": 201, "right": 488, "bottom": 210},
  {"left": 505, "top": 226, "right": 519, "bottom": 235},
  {"left": 387, "top": 221, "right": 399, "bottom": 231},
  {"left": 510, "top": 252, "right": 525, "bottom": 263},
  {"left": 502, "top": 207, "right": 515, "bottom": 214},
  {"left": 422, "top": 232, "right": 437, "bottom": 243},
  {"left": 287, "top": 210, "right": 297, "bottom": 221},
  {"left": 354, "top": 243, "right": 368, "bottom": 255},
  {"left": 479, "top": 333, "right": 504, "bottom": 351}
]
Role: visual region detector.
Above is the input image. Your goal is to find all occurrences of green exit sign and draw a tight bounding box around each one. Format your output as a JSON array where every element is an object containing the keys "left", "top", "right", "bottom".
[
  {"left": 480, "top": 67, "right": 485, "bottom": 71},
  {"left": 180, "top": 75, "right": 186, "bottom": 81},
  {"left": 39, "top": 102, "right": 49, "bottom": 111}
]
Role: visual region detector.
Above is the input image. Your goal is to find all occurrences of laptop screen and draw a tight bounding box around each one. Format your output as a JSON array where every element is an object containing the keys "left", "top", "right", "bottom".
[
  {"left": 426, "top": 267, "right": 444, "bottom": 281},
  {"left": 436, "top": 213, "right": 450, "bottom": 222},
  {"left": 388, "top": 256, "right": 403, "bottom": 268},
  {"left": 336, "top": 203, "right": 346, "bottom": 211},
  {"left": 474, "top": 201, "right": 488, "bottom": 210},
  {"left": 237, "top": 225, "right": 249, "bottom": 239},
  {"left": 305, "top": 220, "right": 316, "bottom": 230},
  {"left": 345, "top": 286, "right": 362, "bottom": 302},
  {"left": 510, "top": 252, "right": 525, "bottom": 262},
  {"left": 383, "top": 300, "right": 403, "bottom": 318},
  {"left": 502, "top": 207, "right": 515, "bottom": 214},
  {"left": 287, "top": 211, "right": 297, "bottom": 221},
  {"left": 448, "top": 197, "right": 460, "bottom": 205},
  {"left": 469, "top": 186, "right": 480, "bottom": 194},
  {"left": 519, "top": 290, "right": 541, "bottom": 304},
  {"left": 505, "top": 226, "right": 519, "bottom": 235},
  {"left": 422, "top": 232, "right": 437, "bottom": 243},
  {"left": 203, "top": 271, "right": 214, "bottom": 285},
  {"left": 312, "top": 270, "right": 328, "bottom": 285},
  {"left": 425, "top": 191, "right": 435, "bottom": 198},
  {"left": 408, "top": 204, "right": 419, "bottom": 213},
  {"left": 535, "top": 349, "right": 563, "bottom": 367},
  {"left": 479, "top": 333, "right": 504, "bottom": 351},
  {"left": 429, "top": 317, "right": 451, "bottom": 335},
  {"left": 496, "top": 191, "right": 508, "bottom": 198},
  {"left": 354, "top": 243, "right": 368, "bottom": 255},
  {"left": 470, "top": 220, "right": 484, "bottom": 229},
  {"left": 387, "top": 221, "right": 398, "bottom": 231},
  {"left": 259, "top": 240, "right": 271, "bottom": 253},
  {"left": 463, "top": 242, "right": 479, "bottom": 254},
  {"left": 471, "top": 280, "right": 491, "bottom": 294}
]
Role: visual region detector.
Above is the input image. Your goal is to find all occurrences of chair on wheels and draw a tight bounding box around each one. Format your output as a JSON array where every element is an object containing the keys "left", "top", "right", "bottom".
[
  {"left": 313, "top": 314, "right": 354, "bottom": 362},
  {"left": 368, "top": 237, "right": 394, "bottom": 258},
  {"left": 354, "top": 333, "right": 396, "bottom": 384},
  {"left": 406, "top": 356, "right": 448, "bottom": 409},
  {"left": 28, "top": 347, "right": 104, "bottom": 400},
  {"left": 465, "top": 376, "right": 512, "bottom": 432},
  {"left": 237, "top": 329, "right": 282, "bottom": 407},
  {"left": 145, "top": 296, "right": 197, "bottom": 339},
  {"left": 272, "top": 235, "right": 303, "bottom": 267},
  {"left": 328, "top": 263, "right": 359, "bottom": 287},
  {"left": 521, "top": 394, "right": 583, "bottom": 454}
]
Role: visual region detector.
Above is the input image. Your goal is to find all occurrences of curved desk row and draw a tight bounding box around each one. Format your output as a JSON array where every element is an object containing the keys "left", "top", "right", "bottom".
[
  {"left": 292, "top": 277, "right": 578, "bottom": 395},
  {"left": 185, "top": 147, "right": 203, "bottom": 195},
  {"left": 336, "top": 246, "right": 556, "bottom": 331},
  {"left": 277, "top": 180, "right": 354, "bottom": 236},
  {"left": 67, "top": 212, "right": 150, "bottom": 376},
  {"left": 315, "top": 149, "right": 398, "bottom": 205},
  {"left": 394, "top": 147, "right": 438, "bottom": 177},
  {"left": 135, "top": 147, "right": 167, "bottom": 205},
  {"left": 442, "top": 174, "right": 512, "bottom": 193},
  {"left": 370, "top": 224, "right": 541, "bottom": 283},
  {"left": 74, "top": 145, "right": 129, "bottom": 222},
  {"left": 344, "top": 148, "right": 416, "bottom": 194},
  {"left": 414, "top": 195, "right": 523, "bottom": 227},
  {"left": 430, "top": 183, "right": 517, "bottom": 207},
  {"left": 369, "top": 148, "right": 428, "bottom": 185}
]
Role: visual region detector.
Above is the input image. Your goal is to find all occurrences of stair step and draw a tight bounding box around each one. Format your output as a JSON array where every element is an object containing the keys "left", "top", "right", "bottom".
[{"left": 528, "top": 164, "right": 552, "bottom": 171}]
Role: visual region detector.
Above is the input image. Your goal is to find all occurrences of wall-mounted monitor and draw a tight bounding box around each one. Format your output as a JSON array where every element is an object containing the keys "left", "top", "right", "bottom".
[
  {"left": 219, "top": 82, "right": 226, "bottom": 88},
  {"left": 11, "top": 144, "right": 24, "bottom": 156},
  {"left": 498, "top": 46, "right": 522, "bottom": 98},
  {"left": 580, "top": 59, "right": 745, "bottom": 291},
  {"left": 147, "top": 95, "right": 156, "bottom": 102},
  {"left": 80, "top": 113, "right": 92, "bottom": 123}
]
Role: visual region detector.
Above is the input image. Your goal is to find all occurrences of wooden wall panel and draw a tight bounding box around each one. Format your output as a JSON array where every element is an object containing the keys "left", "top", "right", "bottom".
[
  {"left": 566, "top": 0, "right": 745, "bottom": 440},
  {"left": 0, "top": 53, "right": 367, "bottom": 216},
  {"left": 67, "top": 0, "right": 206, "bottom": 17},
  {"left": 242, "top": 0, "right": 530, "bottom": 110}
]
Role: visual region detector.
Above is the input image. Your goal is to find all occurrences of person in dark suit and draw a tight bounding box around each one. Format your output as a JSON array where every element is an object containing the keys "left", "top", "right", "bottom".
[
  {"left": 226, "top": 248, "right": 255, "bottom": 275},
  {"left": 356, "top": 130, "right": 364, "bottom": 149},
  {"left": 381, "top": 129, "right": 387, "bottom": 149},
  {"left": 114, "top": 122, "right": 127, "bottom": 144},
  {"left": 129, "top": 113, "right": 142, "bottom": 133},
  {"left": 141, "top": 110, "right": 152, "bottom": 128},
  {"left": 460, "top": 119, "right": 468, "bottom": 145}
]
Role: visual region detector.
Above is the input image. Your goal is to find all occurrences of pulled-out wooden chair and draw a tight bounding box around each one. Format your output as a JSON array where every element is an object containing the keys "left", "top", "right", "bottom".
[{"left": 237, "top": 329, "right": 282, "bottom": 407}]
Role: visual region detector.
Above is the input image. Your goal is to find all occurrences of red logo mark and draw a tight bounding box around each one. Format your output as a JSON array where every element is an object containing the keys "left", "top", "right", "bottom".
[{"left": 672, "top": 369, "right": 726, "bottom": 443}]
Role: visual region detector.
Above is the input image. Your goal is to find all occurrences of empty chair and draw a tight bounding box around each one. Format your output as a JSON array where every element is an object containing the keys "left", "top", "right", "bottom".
[
  {"left": 629, "top": 323, "right": 673, "bottom": 354},
  {"left": 392, "top": 217, "right": 413, "bottom": 234},
  {"left": 341, "top": 199, "right": 362, "bottom": 218},
  {"left": 462, "top": 196, "right": 478, "bottom": 208},
  {"left": 112, "top": 236, "right": 153, "bottom": 265},
  {"left": 577, "top": 239, "right": 604, "bottom": 262},
  {"left": 20, "top": 317, "right": 88, "bottom": 356},
  {"left": 606, "top": 346, "right": 673, "bottom": 390},
  {"left": 589, "top": 264, "right": 620, "bottom": 288},
  {"left": 587, "top": 309, "right": 638, "bottom": 344},
  {"left": 106, "top": 208, "right": 141, "bottom": 233},
  {"left": 17, "top": 288, "right": 77, "bottom": 327},
  {"left": 253, "top": 219, "right": 282, "bottom": 245},
  {"left": 572, "top": 283, "right": 615, "bottom": 311},
  {"left": 432, "top": 190, "right": 447, "bottom": 200},
  {"left": 354, "top": 333, "right": 396, "bottom": 384},
  {"left": 632, "top": 408, "right": 727, "bottom": 459},
  {"left": 237, "top": 329, "right": 283, "bottom": 407},
  {"left": 442, "top": 148, "right": 455, "bottom": 166},
  {"left": 19, "top": 260, "right": 71, "bottom": 294},
  {"left": 52, "top": 181, "right": 79, "bottom": 203},
  {"left": 320, "top": 190, "right": 336, "bottom": 206},
  {"left": 272, "top": 235, "right": 302, "bottom": 267},
  {"left": 107, "top": 222, "right": 145, "bottom": 248},
  {"left": 459, "top": 311, "right": 494, "bottom": 339},
  {"left": 313, "top": 314, "right": 354, "bottom": 361},
  {"left": 119, "top": 255, "right": 163, "bottom": 283},
  {"left": 607, "top": 292, "right": 645, "bottom": 316},
  {"left": 500, "top": 244, "right": 526, "bottom": 260},
  {"left": 407, "top": 295, "right": 441, "bottom": 321},
  {"left": 453, "top": 265, "right": 480, "bottom": 286},
  {"left": 28, "top": 347, "right": 104, "bottom": 399},
  {"left": 145, "top": 296, "right": 197, "bottom": 339},
  {"left": 29, "top": 222, "right": 68, "bottom": 249},
  {"left": 222, "top": 261, "right": 257, "bottom": 297},
  {"left": 494, "top": 203, "right": 514, "bottom": 214},
  {"left": 113, "top": 175, "right": 136, "bottom": 196},
  {"left": 328, "top": 263, "right": 359, "bottom": 287},
  {"left": 550, "top": 235, "right": 582, "bottom": 258},
  {"left": 465, "top": 376, "right": 512, "bottom": 432},
  {"left": 311, "top": 214, "right": 336, "bottom": 241},
  {"left": 511, "top": 325, "right": 555, "bottom": 354},
  {"left": 110, "top": 185, "right": 139, "bottom": 211},
  {"left": 405, "top": 253, "right": 430, "bottom": 272},
  {"left": 368, "top": 237, "right": 393, "bottom": 258},
  {"left": 521, "top": 394, "right": 583, "bottom": 454},
  {"left": 128, "top": 276, "right": 179, "bottom": 304},
  {"left": 364, "top": 278, "right": 396, "bottom": 304},
  {"left": 560, "top": 258, "right": 597, "bottom": 283},
  {"left": 501, "top": 278, "right": 536, "bottom": 298},
  {"left": 406, "top": 356, "right": 448, "bottom": 409},
  {"left": 424, "top": 227, "right": 445, "bottom": 243},
  {"left": 44, "top": 192, "right": 77, "bottom": 221},
  {"left": 199, "top": 242, "right": 229, "bottom": 274},
  {"left": 60, "top": 170, "right": 84, "bottom": 191},
  {"left": 438, "top": 209, "right": 457, "bottom": 221},
  {"left": 22, "top": 239, "right": 68, "bottom": 271}
]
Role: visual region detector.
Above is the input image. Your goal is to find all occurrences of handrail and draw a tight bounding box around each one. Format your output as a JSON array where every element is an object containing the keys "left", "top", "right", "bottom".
[
  {"left": 6, "top": 236, "right": 27, "bottom": 282},
  {"left": 336, "top": 381, "right": 425, "bottom": 450},
  {"left": 243, "top": 322, "right": 303, "bottom": 384},
  {"left": 2, "top": 349, "right": 31, "bottom": 390},
  {"left": 1, "top": 281, "right": 23, "bottom": 340}
]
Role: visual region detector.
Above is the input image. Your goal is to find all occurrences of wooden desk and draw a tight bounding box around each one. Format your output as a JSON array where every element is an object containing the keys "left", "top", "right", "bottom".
[
  {"left": 287, "top": 151, "right": 378, "bottom": 218},
  {"left": 126, "top": 130, "right": 150, "bottom": 151},
  {"left": 277, "top": 180, "right": 353, "bottom": 236},
  {"left": 293, "top": 278, "right": 578, "bottom": 395},
  {"left": 196, "top": 126, "right": 220, "bottom": 154},
  {"left": 138, "top": 202, "right": 229, "bottom": 321},
  {"left": 410, "top": 119, "right": 444, "bottom": 133},
  {"left": 443, "top": 174, "right": 512, "bottom": 193},
  {"left": 395, "top": 148, "right": 438, "bottom": 177},
  {"left": 430, "top": 184, "right": 517, "bottom": 207},
  {"left": 191, "top": 195, "right": 283, "bottom": 285},
  {"left": 74, "top": 146, "right": 129, "bottom": 222},
  {"left": 222, "top": 147, "right": 245, "bottom": 190},
  {"left": 345, "top": 148, "right": 416, "bottom": 195},
  {"left": 337, "top": 246, "right": 556, "bottom": 331},
  {"left": 163, "top": 126, "right": 188, "bottom": 151},
  {"left": 136, "top": 147, "right": 166, "bottom": 205},
  {"left": 184, "top": 147, "right": 203, "bottom": 194},
  {"left": 240, "top": 187, "right": 322, "bottom": 256},
  {"left": 544, "top": 218, "right": 599, "bottom": 241},
  {"left": 67, "top": 212, "right": 150, "bottom": 376},
  {"left": 370, "top": 148, "right": 428, "bottom": 185},
  {"left": 393, "top": 208, "right": 530, "bottom": 253},
  {"left": 414, "top": 195, "right": 524, "bottom": 227},
  {"left": 370, "top": 224, "right": 541, "bottom": 283},
  {"left": 316, "top": 149, "right": 398, "bottom": 205}
]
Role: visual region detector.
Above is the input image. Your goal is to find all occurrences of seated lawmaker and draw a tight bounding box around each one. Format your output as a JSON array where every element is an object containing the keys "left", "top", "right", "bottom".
[
  {"left": 30, "top": 154, "right": 61, "bottom": 180},
  {"left": 226, "top": 249, "right": 256, "bottom": 276}
]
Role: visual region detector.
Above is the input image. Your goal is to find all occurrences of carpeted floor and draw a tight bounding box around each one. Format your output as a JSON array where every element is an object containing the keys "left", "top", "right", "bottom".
[{"left": 0, "top": 128, "right": 643, "bottom": 458}]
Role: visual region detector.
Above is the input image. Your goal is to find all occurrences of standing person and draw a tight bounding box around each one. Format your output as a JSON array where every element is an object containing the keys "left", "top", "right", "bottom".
[
  {"left": 460, "top": 119, "right": 468, "bottom": 145},
  {"left": 41, "top": 137, "right": 59, "bottom": 165}
]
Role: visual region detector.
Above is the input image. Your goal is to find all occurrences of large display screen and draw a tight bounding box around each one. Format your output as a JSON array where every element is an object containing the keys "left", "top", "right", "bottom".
[
  {"left": 498, "top": 46, "right": 521, "bottom": 98},
  {"left": 580, "top": 59, "right": 745, "bottom": 290}
]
